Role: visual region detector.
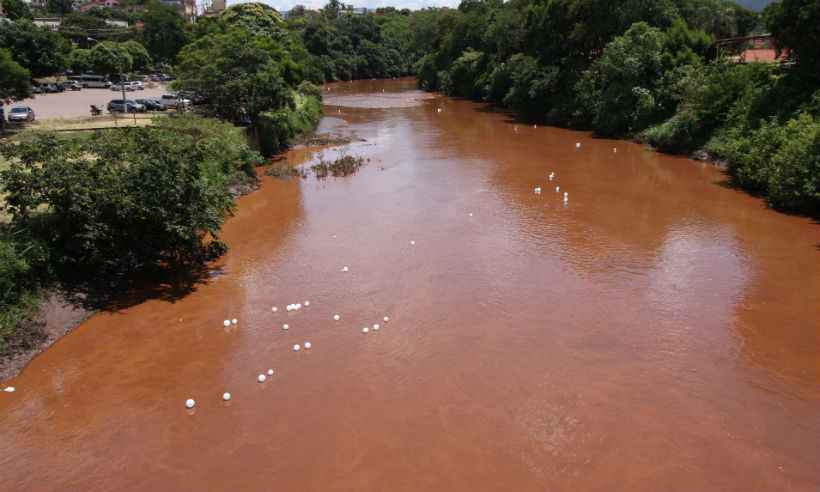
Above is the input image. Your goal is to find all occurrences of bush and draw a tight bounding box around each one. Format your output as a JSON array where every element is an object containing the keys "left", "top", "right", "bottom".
[
  {"left": 0, "top": 116, "right": 262, "bottom": 278},
  {"left": 256, "top": 89, "right": 322, "bottom": 156}
]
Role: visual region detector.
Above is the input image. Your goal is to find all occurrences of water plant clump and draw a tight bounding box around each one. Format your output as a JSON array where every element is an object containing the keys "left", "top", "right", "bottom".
[{"left": 310, "top": 155, "right": 367, "bottom": 179}]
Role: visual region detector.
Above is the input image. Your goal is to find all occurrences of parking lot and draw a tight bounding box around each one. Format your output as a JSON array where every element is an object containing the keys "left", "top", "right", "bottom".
[{"left": 11, "top": 83, "right": 170, "bottom": 120}]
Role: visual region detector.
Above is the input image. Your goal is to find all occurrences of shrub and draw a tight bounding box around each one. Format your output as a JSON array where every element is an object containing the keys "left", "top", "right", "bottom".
[{"left": 0, "top": 116, "right": 262, "bottom": 278}]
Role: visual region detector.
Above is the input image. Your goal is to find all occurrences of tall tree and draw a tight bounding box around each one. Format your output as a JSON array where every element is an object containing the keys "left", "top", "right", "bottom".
[
  {"left": 0, "top": 20, "right": 71, "bottom": 77},
  {"left": 0, "top": 48, "right": 31, "bottom": 101},
  {"left": 765, "top": 0, "right": 820, "bottom": 76},
  {"left": 1, "top": 0, "right": 33, "bottom": 20},
  {"left": 141, "top": 1, "right": 188, "bottom": 63}
]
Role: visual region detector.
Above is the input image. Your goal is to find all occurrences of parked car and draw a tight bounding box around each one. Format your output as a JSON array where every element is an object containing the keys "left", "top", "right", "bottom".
[
  {"left": 128, "top": 81, "right": 144, "bottom": 91},
  {"left": 31, "top": 85, "right": 44, "bottom": 94},
  {"left": 8, "top": 107, "right": 35, "bottom": 122},
  {"left": 135, "top": 98, "right": 165, "bottom": 111},
  {"left": 61, "top": 80, "right": 82, "bottom": 91},
  {"left": 110, "top": 83, "right": 135, "bottom": 92},
  {"left": 43, "top": 83, "right": 64, "bottom": 93},
  {"left": 107, "top": 99, "right": 145, "bottom": 113},
  {"left": 158, "top": 94, "right": 191, "bottom": 109}
]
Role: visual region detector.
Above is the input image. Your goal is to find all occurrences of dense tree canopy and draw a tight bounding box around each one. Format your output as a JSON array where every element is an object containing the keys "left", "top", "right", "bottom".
[
  {"left": 0, "top": 48, "right": 31, "bottom": 101},
  {"left": 765, "top": 0, "right": 820, "bottom": 77},
  {"left": 1, "top": 0, "right": 33, "bottom": 20},
  {"left": 0, "top": 20, "right": 71, "bottom": 77},
  {"left": 141, "top": 1, "right": 188, "bottom": 63}
]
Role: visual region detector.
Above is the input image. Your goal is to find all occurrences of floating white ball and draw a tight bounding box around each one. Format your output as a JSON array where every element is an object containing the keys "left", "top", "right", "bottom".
[
  {"left": 362, "top": 327, "right": 369, "bottom": 334},
  {"left": 304, "top": 342, "right": 312, "bottom": 349},
  {"left": 282, "top": 324, "right": 289, "bottom": 331},
  {"left": 469, "top": 213, "right": 473, "bottom": 217},
  {"left": 267, "top": 369, "right": 274, "bottom": 376},
  {"left": 556, "top": 186, "right": 560, "bottom": 192},
  {"left": 333, "top": 314, "right": 341, "bottom": 321},
  {"left": 383, "top": 316, "right": 390, "bottom": 322},
  {"left": 342, "top": 266, "right": 349, "bottom": 272},
  {"left": 223, "top": 320, "right": 231, "bottom": 327},
  {"left": 257, "top": 374, "right": 266, "bottom": 383},
  {"left": 272, "top": 306, "right": 278, "bottom": 312},
  {"left": 293, "top": 344, "right": 301, "bottom": 352},
  {"left": 222, "top": 392, "right": 231, "bottom": 401},
  {"left": 534, "top": 187, "right": 541, "bottom": 194},
  {"left": 304, "top": 301, "right": 310, "bottom": 307},
  {"left": 4, "top": 386, "right": 16, "bottom": 393},
  {"left": 410, "top": 240, "right": 416, "bottom": 245},
  {"left": 373, "top": 323, "right": 380, "bottom": 331},
  {"left": 576, "top": 142, "right": 581, "bottom": 148},
  {"left": 231, "top": 318, "right": 238, "bottom": 325},
  {"left": 185, "top": 398, "right": 196, "bottom": 409}
]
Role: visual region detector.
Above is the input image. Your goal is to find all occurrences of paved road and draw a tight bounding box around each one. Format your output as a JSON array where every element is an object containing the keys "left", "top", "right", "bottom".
[{"left": 10, "top": 84, "right": 170, "bottom": 120}]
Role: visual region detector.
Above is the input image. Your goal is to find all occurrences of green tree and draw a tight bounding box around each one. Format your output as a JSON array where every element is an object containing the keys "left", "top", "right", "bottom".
[
  {"left": 68, "top": 48, "right": 93, "bottom": 73},
  {"left": 0, "top": 20, "right": 71, "bottom": 77},
  {"left": 765, "top": 0, "right": 820, "bottom": 76},
  {"left": 46, "top": 0, "right": 73, "bottom": 15},
  {"left": 175, "top": 27, "right": 296, "bottom": 124},
  {"left": 1, "top": 0, "right": 33, "bottom": 20},
  {"left": 121, "top": 40, "right": 151, "bottom": 71},
  {"left": 89, "top": 41, "right": 133, "bottom": 75},
  {"left": 141, "top": 1, "right": 188, "bottom": 63},
  {"left": 0, "top": 48, "right": 31, "bottom": 101}
]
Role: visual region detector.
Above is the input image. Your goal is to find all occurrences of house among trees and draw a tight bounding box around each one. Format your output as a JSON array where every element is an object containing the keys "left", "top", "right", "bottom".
[{"left": 715, "top": 34, "right": 790, "bottom": 64}]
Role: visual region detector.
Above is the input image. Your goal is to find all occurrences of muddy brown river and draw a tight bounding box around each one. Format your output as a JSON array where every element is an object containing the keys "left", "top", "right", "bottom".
[{"left": 1, "top": 78, "right": 819, "bottom": 491}]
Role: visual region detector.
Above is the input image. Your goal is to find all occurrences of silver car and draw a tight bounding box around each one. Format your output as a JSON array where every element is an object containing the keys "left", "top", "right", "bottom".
[{"left": 8, "top": 107, "right": 35, "bottom": 122}]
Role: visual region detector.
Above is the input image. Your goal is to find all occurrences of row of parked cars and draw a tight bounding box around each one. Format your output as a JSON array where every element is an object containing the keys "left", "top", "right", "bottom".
[
  {"left": 105, "top": 94, "right": 192, "bottom": 113},
  {"left": 32, "top": 81, "right": 82, "bottom": 94}
]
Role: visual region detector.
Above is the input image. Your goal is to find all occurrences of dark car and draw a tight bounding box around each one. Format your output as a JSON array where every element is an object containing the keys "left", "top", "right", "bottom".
[
  {"left": 8, "top": 107, "right": 35, "bottom": 123},
  {"left": 43, "top": 83, "right": 64, "bottom": 93},
  {"left": 31, "top": 85, "right": 44, "bottom": 94},
  {"left": 107, "top": 99, "right": 145, "bottom": 113},
  {"left": 135, "top": 98, "right": 165, "bottom": 111}
]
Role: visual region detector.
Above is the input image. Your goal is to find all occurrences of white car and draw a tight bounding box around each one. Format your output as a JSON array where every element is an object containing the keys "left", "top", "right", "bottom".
[
  {"left": 111, "top": 83, "right": 135, "bottom": 92},
  {"left": 158, "top": 94, "right": 191, "bottom": 109}
]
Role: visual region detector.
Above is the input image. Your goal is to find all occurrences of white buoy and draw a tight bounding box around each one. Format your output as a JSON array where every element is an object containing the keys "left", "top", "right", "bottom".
[
  {"left": 222, "top": 392, "right": 231, "bottom": 401},
  {"left": 223, "top": 320, "right": 231, "bottom": 327},
  {"left": 556, "top": 186, "right": 560, "bottom": 192},
  {"left": 410, "top": 240, "right": 416, "bottom": 245},
  {"left": 576, "top": 142, "right": 581, "bottom": 148},
  {"left": 267, "top": 369, "right": 274, "bottom": 376},
  {"left": 613, "top": 147, "right": 617, "bottom": 153},
  {"left": 293, "top": 344, "right": 301, "bottom": 352},
  {"left": 437, "top": 108, "right": 442, "bottom": 113},
  {"left": 257, "top": 374, "right": 266, "bottom": 383},
  {"left": 342, "top": 266, "right": 349, "bottom": 272},
  {"left": 373, "top": 323, "right": 380, "bottom": 331},
  {"left": 383, "top": 316, "right": 390, "bottom": 322},
  {"left": 564, "top": 192, "right": 568, "bottom": 198},
  {"left": 231, "top": 318, "right": 238, "bottom": 325},
  {"left": 469, "top": 213, "right": 473, "bottom": 217},
  {"left": 304, "top": 342, "right": 312, "bottom": 349},
  {"left": 272, "top": 306, "right": 278, "bottom": 312},
  {"left": 282, "top": 324, "right": 289, "bottom": 331},
  {"left": 362, "top": 327, "right": 369, "bottom": 334},
  {"left": 534, "top": 187, "right": 541, "bottom": 194},
  {"left": 295, "top": 303, "right": 302, "bottom": 310},
  {"left": 304, "top": 301, "right": 310, "bottom": 307},
  {"left": 185, "top": 398, "right": 196, "bottom": 409},
  {"left": 4, "top": 386, "right": 15, "bottom": 393},
  {"left": 333, "top": 314, "right": 341, "bottom": 321}
]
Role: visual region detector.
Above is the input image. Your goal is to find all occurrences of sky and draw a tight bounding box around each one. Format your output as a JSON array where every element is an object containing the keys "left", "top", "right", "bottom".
[{"left": 227, "top": 0, "right": 460, "bottom": 12}]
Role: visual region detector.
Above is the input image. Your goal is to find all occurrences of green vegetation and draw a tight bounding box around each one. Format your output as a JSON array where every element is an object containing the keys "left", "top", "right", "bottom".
[
  {"left": 0, "top": 49, "right": 31, "bottom": 101},
  {"left": 0, "top": 116, "right": 261, "bottom": 353},
  {"left": 414, "top": 0, "right": 819, "bottom": 216}
]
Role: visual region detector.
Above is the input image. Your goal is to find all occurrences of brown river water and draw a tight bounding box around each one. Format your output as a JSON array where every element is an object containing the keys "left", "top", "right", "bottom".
[{"left": 1, "top": 78, "right": 819, "bottom": 491}]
